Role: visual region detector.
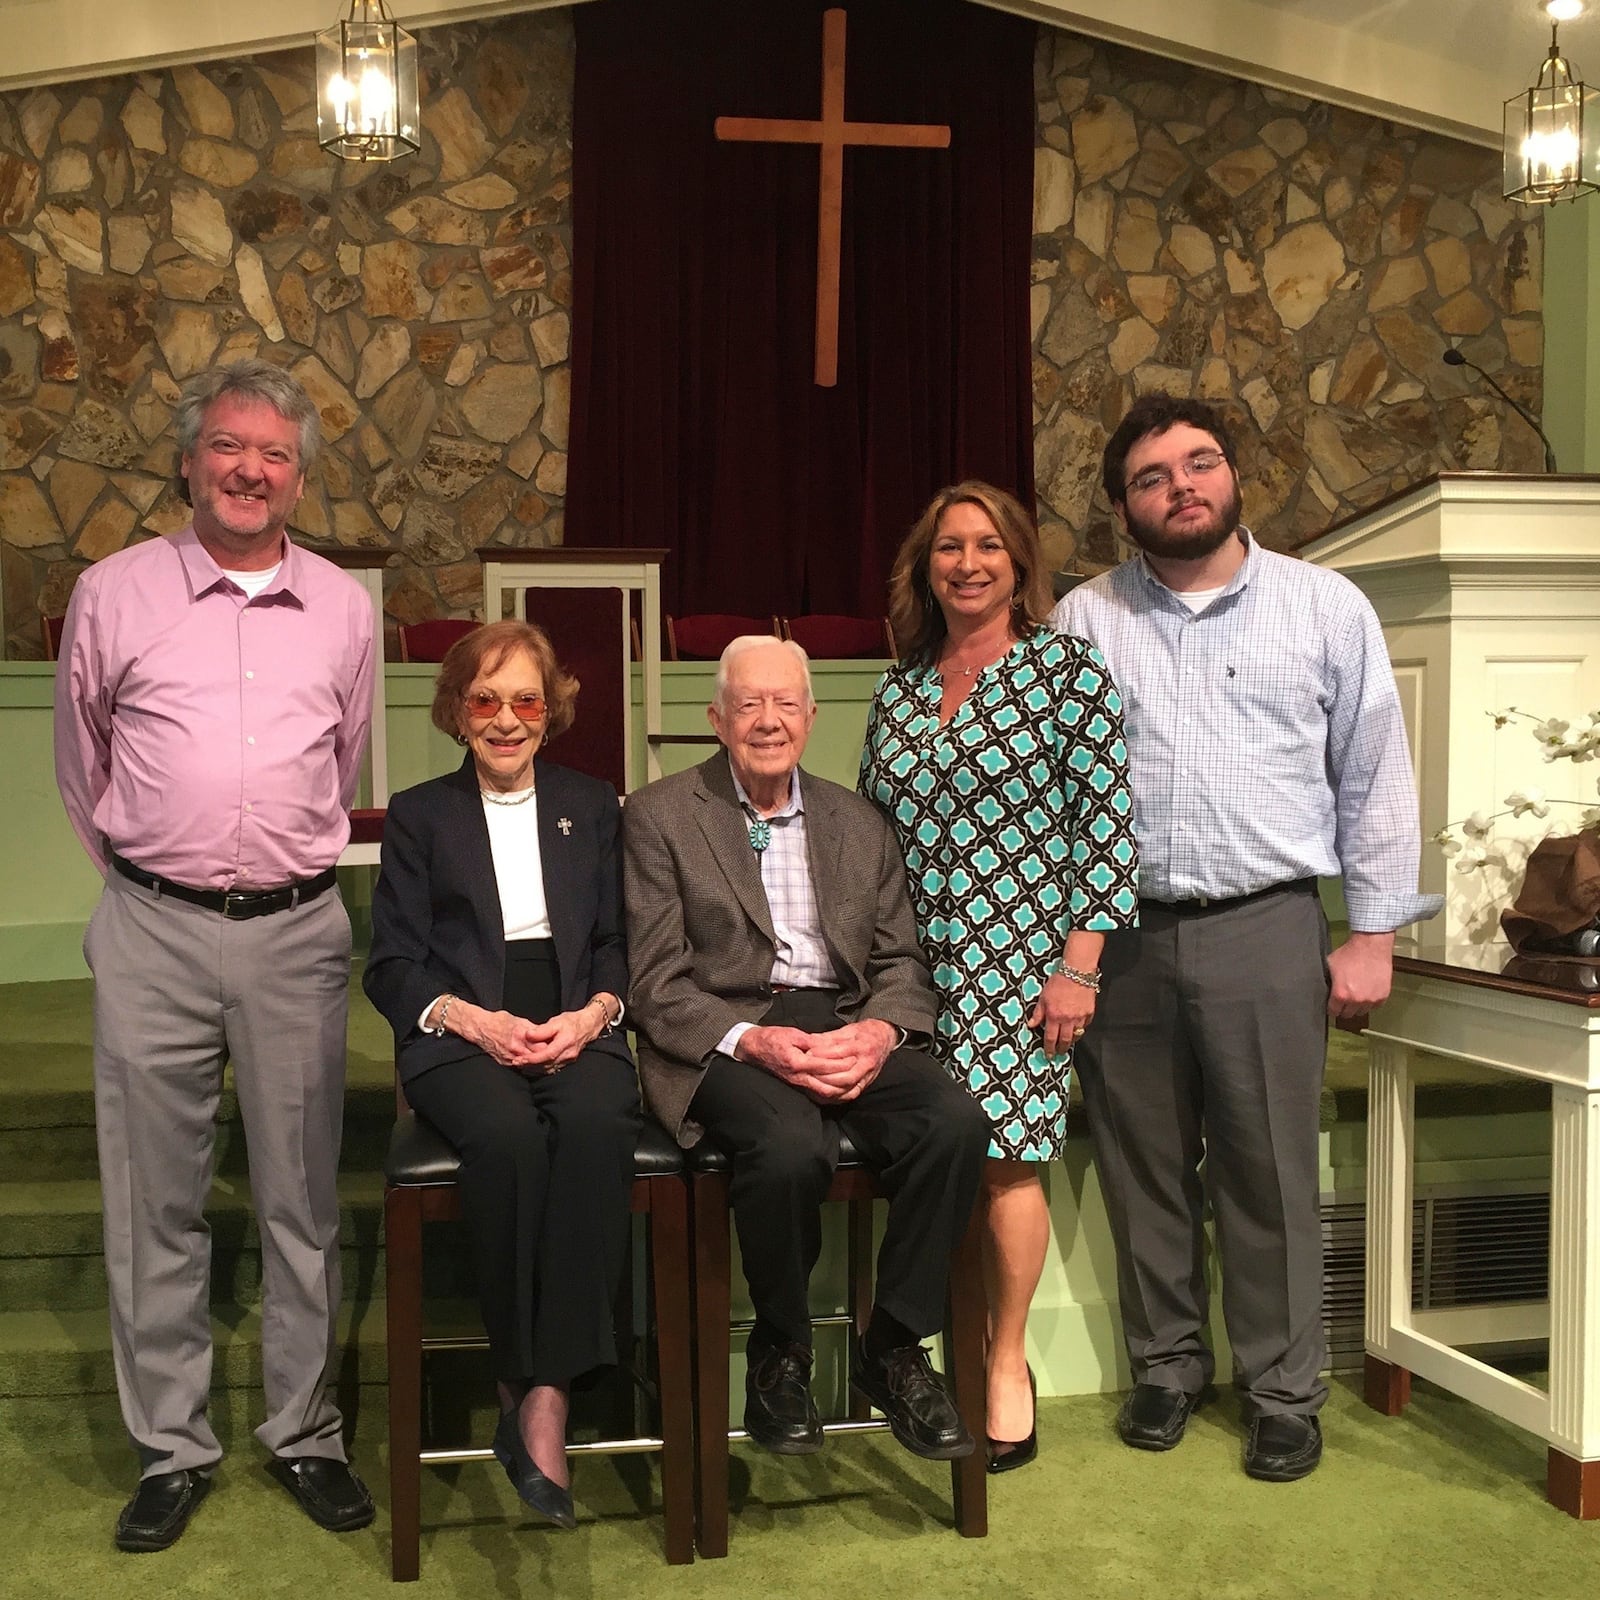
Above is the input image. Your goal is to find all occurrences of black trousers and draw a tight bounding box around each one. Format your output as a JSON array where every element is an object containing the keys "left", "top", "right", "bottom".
[
  {"left": 689, "top": 988, "right": 988, "bottom": 1348},
  {"left": 405, "top": 943, "right": 642, "bottom": 1386}
]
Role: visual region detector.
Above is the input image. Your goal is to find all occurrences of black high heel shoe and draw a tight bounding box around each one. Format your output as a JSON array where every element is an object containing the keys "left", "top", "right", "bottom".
[
  {"left": 986, "top": 1365, "right": 1038, "bottom": 1474},
  {"left": 492, "top": 1408, "right": 577, "bottom": 1528}
]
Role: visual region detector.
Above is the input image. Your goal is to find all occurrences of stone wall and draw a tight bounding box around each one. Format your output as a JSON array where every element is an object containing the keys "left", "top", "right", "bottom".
[
  {"left": 0, "top": 11, "right": 1544, "bottom": 655},
  {"left": 0, "top": 11, "right": 574, "bottom": 657},
  {"left": 1030, "top": 32, "right": 1542, "bottom": 573}
]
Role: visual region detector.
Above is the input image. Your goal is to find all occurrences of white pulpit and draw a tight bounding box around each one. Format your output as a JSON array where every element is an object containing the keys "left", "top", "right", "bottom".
[{"left": 1301, "top": 473, "right": 1600, "bottom": 952}]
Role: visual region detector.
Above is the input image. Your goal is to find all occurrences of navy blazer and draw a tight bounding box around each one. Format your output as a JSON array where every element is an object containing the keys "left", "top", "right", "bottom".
[{"left": 364, "top": 754, "right": 633, "bottom": 1085}]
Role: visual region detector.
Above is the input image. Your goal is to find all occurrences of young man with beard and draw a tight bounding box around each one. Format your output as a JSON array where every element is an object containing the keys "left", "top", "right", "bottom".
[{"left": 1050, "top": 394, "right": 1438, "bottom": 1483}]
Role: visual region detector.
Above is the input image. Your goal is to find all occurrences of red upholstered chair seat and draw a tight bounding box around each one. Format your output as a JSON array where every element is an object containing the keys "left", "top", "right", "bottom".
[
  {"left": 782, "top": 614, "right": 895, "bottom": 660},
  {"left": 665, "top": 614, "right": 779, "bottom": 661},
  {"left": 398, "top": 618, "right": 480, "bottom": 663}
]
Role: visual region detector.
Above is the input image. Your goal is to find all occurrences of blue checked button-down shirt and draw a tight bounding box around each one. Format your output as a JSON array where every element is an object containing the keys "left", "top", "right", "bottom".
[
  {"left": 1050, "top": 532, "right": 1441, "bottom": 933},
  {"left": 715, "top": 768, "right": 840, "bottom": 1057}
]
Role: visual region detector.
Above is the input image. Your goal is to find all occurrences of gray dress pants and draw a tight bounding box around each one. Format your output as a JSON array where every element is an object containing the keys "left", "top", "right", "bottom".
[
  {"left": 86, "top": 871, "right": 353, "bottom": 1477},
  {"left": 1074, "top": 880, "right": 1331, "bottom": 1417}
]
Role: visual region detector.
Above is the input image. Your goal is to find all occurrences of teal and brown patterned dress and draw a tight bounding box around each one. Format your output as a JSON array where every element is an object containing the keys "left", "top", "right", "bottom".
[{"left": 860, "top": 631, "right": 1138, "bottom": 1160}]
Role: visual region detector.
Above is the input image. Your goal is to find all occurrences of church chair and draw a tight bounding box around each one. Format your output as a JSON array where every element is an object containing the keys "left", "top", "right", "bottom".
[
  {"left": 397, "top": 617, "right": 480, "bottom": 663},
  {"left": 384, "top": 1095, "right": 696, "bottom": 1578},
  {"left": 687, "top": 1137, "right": 987, "bottom": 1558},
  {"left": 42, "top": 613, "right": 66, "bottom": 660},
  {"left": 664, "top": 613, "right": 780, "bottom": 661},
  {"left": 781, "top": 614, "right": 896, "bottom": 660}
]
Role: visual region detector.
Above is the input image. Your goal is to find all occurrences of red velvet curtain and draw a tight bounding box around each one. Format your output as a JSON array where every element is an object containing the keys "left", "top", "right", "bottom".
[{"left": 567, "top": 0, "right": 1036, "bottom": 618}]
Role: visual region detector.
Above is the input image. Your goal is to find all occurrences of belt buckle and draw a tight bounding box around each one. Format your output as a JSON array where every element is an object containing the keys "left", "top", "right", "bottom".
[
  {"left": 222, "top": 892, "right": 256, "bottom": 920},
  {"left": 1194, "top": 895, "right": 1210, "bottom": 909}
]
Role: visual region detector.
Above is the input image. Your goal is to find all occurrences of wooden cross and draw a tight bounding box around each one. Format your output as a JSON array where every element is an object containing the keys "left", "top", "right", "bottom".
[{"left": 715, "top": 7, "right": 950, "bottom": 388}]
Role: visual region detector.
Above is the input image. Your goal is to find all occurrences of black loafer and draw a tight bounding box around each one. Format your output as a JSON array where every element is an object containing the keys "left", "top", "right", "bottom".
[
  {"left": 114, "top": 1468, "right": 210, "bottom": 1553},
  {"left": 1116, "top": 1383, "right": 1206, "bottom": 1451},
  {"left": 491, "top": 1409, "right": 577, "bottom": 1528},
  {"left": 745, "top": 1341, "right": 823, "bottom": 1455},
  {"left": 1244, "top": 1413, "right": 1322, "bottom": 1482},
  {"left": 266, "top": 1455, "right": 375, "bottom": 1532},
  {"left": 852, "top": 1338, "right": 975, "bottom": 1461}
]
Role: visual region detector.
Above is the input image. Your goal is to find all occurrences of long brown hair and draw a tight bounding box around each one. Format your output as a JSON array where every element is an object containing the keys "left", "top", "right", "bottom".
[{"left": 887, "top": 481, "right": 1054, "bottom": 668}]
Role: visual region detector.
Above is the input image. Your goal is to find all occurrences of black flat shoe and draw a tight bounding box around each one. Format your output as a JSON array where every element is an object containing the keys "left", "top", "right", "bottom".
[
  {"left": 1116, "top": 1382, "right": 1208, "bottom": 1451},
  {"left": 852, "top": 1337, "right": 975, "bottom": 1461},
  {"left": 987, "top": 1366, "right": 1038, "bottom": 1474},
  {"left": 744, "top": 1340, "right": 823, "bottom": 1455},
  {"left": 1244, "top": 1413, "right": 1323, "bottom": 1482},
  {"left": 266, "top": 1456, "right": 374, "bottom": 1532},
  {"left": 492, "top": 1408, "right": 577, "bottom": 1529},
  {"left": 114, "top": 1468, "right": 210, "bottom": 1553}
]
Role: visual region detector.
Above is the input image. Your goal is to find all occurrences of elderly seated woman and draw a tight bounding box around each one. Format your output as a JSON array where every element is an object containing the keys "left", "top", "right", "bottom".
[{"left": 364, "top": 619, "right": 640, "bottom": 1529}]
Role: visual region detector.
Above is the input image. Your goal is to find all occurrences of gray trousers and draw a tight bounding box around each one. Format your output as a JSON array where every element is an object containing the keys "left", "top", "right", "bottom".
[
  {"left": 86, "top": 870, "right": 353, "bottom": 1477},
  {"left": 1074, "top": 881, "right": 1331, "bottom": 1417}
]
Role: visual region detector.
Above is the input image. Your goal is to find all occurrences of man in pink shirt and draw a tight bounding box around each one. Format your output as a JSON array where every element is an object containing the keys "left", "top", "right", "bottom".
[{"left": 54, "top": 360, "right": 376, "bottom": 1553}]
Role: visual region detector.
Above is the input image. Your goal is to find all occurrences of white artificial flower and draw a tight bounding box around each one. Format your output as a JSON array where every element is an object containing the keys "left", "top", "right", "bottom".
[
  {"left": 1454, "top": 844, "right": 1488, "bottom": 873},
  {"left": 1488, "top": 709, "right": 1514, "bottom": 729},
  {"left": 1504, "top": 788, "right": 1550, "bottom": 819},
  {"left": 1462, "top": 810, "right": 1492, "bottom": 840},
  {"left": 1582, "top": 807, "right": 1600, "bottom": 830},
  {"left": 1434, "top": 833, "right": 1463, "bottom": 857}
]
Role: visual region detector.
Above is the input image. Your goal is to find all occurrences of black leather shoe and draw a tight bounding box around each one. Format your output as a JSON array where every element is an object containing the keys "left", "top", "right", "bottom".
[
  {"left": 987, "top": 1366, "right": 1037, "bottom": 1474},
  {"left": 266, "top": 1456, "right": 375, "bottom": 1532},
  {"left": 1244, "top": 1413, "right": 1323, "bottom": 1482},
  {"left": 745, "top": 1341, "right": 823, "bottom": 1455},
  {"left": 852, "top": 1338, "right": 975, "bottom": 1461},
  {"left": 491, "top": 1409, "right": 577, "bottom": 1528},
  {"left": 1116, "top": 1383, "right": 1206, "bottom": 1451},
  {"left": 114, "top": 1469, "right": 210, "bottom": 1552}
]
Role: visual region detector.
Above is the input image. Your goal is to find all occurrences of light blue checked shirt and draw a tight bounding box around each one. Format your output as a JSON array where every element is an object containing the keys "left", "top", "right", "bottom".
[
  {"left": 715, "top": 767, "right": 839, "bottom": 1057},
  {"left": 1051, "top": 532, "right": 1441, "bottom": 933}
]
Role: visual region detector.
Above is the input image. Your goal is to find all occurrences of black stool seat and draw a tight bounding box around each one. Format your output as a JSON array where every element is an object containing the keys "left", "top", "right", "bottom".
[
  {"left": 387, "top": 1111, "right": 686, "bottom": 1186},
  {"left": 686, "top": 1129, "right": 864, "bottom": 1173}
]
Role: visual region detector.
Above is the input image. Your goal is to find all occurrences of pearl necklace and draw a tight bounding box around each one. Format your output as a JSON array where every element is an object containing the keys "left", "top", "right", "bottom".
[{"left": 480, "top": 782, "right": 536, "bottom": 806}]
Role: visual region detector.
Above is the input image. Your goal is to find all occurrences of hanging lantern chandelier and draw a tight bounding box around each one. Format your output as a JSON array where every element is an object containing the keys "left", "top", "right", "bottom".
[
  {"left": 316, "top": 0, "right": 420, "bottom": 164},
  {"left": 1504, "top": 3, "right": 1599, "bottom": 204}
]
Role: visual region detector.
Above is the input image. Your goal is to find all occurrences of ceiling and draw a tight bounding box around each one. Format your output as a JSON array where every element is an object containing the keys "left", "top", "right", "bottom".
[{"left": 0, "top": 0, "right": 1594, "bottom": 150}]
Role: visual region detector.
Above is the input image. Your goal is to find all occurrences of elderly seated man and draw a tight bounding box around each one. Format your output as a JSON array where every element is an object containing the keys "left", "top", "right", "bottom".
[{"left": 623, "top": 635, "right": 989, "bottom": 1460}]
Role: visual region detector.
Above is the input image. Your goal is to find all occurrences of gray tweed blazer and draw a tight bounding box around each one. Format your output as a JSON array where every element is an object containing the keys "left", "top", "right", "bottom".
[{"left": 621, "top": 752, "right": 936, "bottom": 1146}]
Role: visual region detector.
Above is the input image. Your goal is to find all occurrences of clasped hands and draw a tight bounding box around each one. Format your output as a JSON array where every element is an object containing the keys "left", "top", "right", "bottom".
[
  {"left": 736, "top": 1018, "right": 897, "bottom": 1103},
  {"left": 454, "top": 999, "right": 603, "bottom": 1072}
]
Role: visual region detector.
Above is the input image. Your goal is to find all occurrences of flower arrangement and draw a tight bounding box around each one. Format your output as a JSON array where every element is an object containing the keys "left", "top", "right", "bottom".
[{"left": 1433, "top": 708, "right": 1600, "bottom": 877}]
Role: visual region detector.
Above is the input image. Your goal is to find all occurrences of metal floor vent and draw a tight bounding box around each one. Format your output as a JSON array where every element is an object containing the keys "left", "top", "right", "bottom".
[{"left": 1320, "top": 1183, "right": 1550, "bottom": 1373}]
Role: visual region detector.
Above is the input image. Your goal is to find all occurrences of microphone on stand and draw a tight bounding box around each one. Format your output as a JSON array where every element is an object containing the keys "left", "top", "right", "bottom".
[{"left": 1442, "top": 347, "right": 1559, "bottom": 473}]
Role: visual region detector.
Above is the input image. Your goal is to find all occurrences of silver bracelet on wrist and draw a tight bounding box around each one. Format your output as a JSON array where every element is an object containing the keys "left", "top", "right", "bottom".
[
  {"left": 589, "top": 996, "right": 618, "bottom": 1037},
  {"left": 1058, "top": 964, "right": 1101, "bottom": 993},
  {"left": 433, "top": 995, "right": 455, "bottom": 1035}
]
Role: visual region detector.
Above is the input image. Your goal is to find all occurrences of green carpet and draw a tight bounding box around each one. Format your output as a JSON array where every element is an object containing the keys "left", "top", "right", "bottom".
[{"left": 6, "top": 1379, "right": 1598, "bottom": 1600}]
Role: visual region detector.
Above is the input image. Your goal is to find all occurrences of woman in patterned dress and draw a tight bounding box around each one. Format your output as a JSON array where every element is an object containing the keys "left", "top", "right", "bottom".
[{"left": 860, "top": 482, "right": 1138, "bottom": 1472}]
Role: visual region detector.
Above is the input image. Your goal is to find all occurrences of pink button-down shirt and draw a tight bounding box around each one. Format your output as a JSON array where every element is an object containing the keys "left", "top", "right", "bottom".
[{"left": 54, "top": 526, "right": 375, "bottom": 889}]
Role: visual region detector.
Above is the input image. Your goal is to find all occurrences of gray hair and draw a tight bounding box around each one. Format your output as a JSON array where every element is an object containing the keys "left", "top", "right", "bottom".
[
  {"left": 713, "top": 635, "right": 815, "bottom": 709},
  {"left": 174, "top": 359, "right": 322, "bottom": 472}
]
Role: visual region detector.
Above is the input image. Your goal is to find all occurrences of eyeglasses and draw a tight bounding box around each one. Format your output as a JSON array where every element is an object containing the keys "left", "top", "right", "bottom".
[
  {"left": 1125, "top": 450, "right": 1228, "bottom": 498},
  {"left": 463, "top": 691, "right": 547, "bottom": 724}
]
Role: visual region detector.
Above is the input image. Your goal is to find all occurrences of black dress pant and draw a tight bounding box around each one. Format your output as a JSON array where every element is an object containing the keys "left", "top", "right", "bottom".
[
  {"left": 404, "top": 943, "right": 642, "bottom": 1386},
  {"left": 689, "top": 988, "right": 988, "bottom": 1348}
]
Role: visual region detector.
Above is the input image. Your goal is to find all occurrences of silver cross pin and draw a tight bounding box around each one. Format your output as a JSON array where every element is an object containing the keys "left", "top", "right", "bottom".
[{"left": 558, "top": 817, "right": 573, "bottom": 836}]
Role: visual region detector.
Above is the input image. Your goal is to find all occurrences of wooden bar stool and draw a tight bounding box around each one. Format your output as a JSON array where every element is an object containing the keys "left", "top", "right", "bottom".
[
  {"left": 383, "top": 1108, "right": 696, "bottom": 1579},
  {"left": 687, "top": 1133, "right": 987, "bottom": 1558}
]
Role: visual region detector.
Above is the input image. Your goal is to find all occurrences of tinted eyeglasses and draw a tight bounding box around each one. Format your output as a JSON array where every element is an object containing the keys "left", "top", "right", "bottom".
[
  {"left": 463, "top": 691, "right": 547, "bottom": 724},
  {"left": 1125, "top": 450, "right": 1227, "bottom": 498}
]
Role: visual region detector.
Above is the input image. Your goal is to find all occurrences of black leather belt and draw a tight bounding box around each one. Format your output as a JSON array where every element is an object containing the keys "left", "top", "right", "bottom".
[
  {"left": 111, "top": 853, "right": 337, "bottom": 920},
  {"left": 1140, "top": 877, "right": 1317, "bottom": 916},
  {"left": 769, "top": 983, "right": 840, "bottom": 994}
]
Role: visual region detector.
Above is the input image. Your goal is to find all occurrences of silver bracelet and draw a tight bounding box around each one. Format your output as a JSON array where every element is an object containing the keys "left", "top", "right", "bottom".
[
  {"left": 588, "top": 996, "right": 618, "bottom": 1036},
  {"left": 1058, "top": 964, "right": 1101, "bottom": 993},
  {"left": 433, "top": 994, "right": 455, "bottom": 1036}
]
